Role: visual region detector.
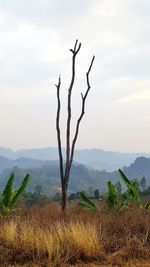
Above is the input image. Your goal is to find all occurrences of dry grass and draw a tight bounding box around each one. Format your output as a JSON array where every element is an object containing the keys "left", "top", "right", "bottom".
[{"left": 0, "top": 203, "right": 150, "bottom": 266}]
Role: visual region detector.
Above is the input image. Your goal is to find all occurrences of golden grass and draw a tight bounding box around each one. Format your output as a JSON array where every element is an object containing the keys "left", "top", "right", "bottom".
[
  {"left": 0, "top": 204, "right": 150, "bottom": 266},
  {"left": 1, "top": 221, "right": 17, "bottom": 243},
  {"left": 0, "top": 218, "right": 104, "bottom": 266},
  {"left": 68, "top": 222, "right": 102, "bottom": 258}
]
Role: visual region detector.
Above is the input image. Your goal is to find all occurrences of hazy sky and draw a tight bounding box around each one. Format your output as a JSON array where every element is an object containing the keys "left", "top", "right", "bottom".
[{"left": 0, "top": 0, "right": 150, "bottom": 152}]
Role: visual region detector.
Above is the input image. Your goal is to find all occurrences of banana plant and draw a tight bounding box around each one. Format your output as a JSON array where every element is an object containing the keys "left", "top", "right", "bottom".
[
  {"left": 118, "top": 169, "right": 143, "bottom": 208},
  {"left": 78, "top": 169, "right": 150, "bottom": 213},
  {"left": 106, "top": 181, "right": 120, "bottom": 210},
  {"left": 78, "top": 192, "right": 97, "bottom": 212},
  {"left": 0, "top": 172, "right": 30, "bottom": 216},
  {"left": 118, "top": 169, "right": 150, "bottom": 210}
]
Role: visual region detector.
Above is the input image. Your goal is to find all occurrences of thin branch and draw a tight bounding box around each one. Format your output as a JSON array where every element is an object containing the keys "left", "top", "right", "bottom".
[
  {"left": 56, "top": 75, "right": 64, "bottom": 181},
  {"left": 65, "top": 40, "right": 82, "bottom": 180},
  {"left": 68, "top": 55, "right": 95, "bottom": 178}
]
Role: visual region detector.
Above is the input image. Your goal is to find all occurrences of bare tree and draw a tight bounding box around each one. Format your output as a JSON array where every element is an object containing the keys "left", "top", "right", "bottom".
[{"left": 55, "top": 40, "right": 95, "bottom": 211}]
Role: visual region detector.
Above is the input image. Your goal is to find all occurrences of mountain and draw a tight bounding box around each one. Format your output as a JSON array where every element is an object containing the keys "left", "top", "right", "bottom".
[
  {"left": 1, "top": 156, "right": 150, "bottom": 195},
  {"left": 0, "top": 162, "right": 117, "bottom": 194},
  {"left": 123, "top": 156, "right": 150, "bottom": 179},
  {"left": 0, "top": 147, "right": 59, "bottom": 160},
  {"left": 0, "top": 147, "right": 150, "bottom": 171},
  {"left": 0, "top": 156, "right": 49, "bottom": 174}
]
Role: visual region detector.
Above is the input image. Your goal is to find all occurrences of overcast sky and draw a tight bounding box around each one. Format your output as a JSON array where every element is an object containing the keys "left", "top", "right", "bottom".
[{"left": 0, "top": 0, "right": 150, "bottom": 152}]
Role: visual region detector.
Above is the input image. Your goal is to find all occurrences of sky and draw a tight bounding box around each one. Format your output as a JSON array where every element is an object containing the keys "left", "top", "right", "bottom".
[{"left": 0, "top": 0, "right": 150, "bottom": 153}]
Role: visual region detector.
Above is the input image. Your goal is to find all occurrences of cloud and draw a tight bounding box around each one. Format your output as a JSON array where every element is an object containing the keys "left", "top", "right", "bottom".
[
  {"left": 0, "top": 0, "right": 150, "bottom": 152},
  {"left": 0, "top": 0, "right": 92, "bottom": 30}
]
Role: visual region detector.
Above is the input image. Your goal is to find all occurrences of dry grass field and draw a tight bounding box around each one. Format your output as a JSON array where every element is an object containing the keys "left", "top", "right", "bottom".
[{"left": 0, "top": 203, "right": 150, "bottom": 267}]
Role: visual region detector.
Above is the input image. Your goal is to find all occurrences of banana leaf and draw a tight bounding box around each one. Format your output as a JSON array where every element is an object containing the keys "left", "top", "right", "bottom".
[
  {"left": 2, "top": 173, "right": 14, "bottom": 207},
  {"left": 144, "top": 201, "right": 150, "bottom": 210},
  {"left": 118, "top": 169, "right": 131, "bottom": 187},
  {"left": 130, "top": 183, "right": 143, "bottom": 209},
  {"left": 107, "top": 181, "right": 119, "bottom": 209},
  {"left": 11, "top": 173, "right": 30, "bottom": 207},
  {"left": 78, "top": 192, "right": 97, "bottom": 212},
  {"left": 119, "top": 169, "right": 143, "bottom": 209}
]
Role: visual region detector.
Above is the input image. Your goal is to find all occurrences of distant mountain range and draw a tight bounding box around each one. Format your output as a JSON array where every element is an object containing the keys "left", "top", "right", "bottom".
[
  {"left": 0, "top": 156, "right": 51, "bottom": 174},
  {"left": 0, "top": 156, "right": 150, "bottom": 195},
  {"left": 0, "top": 147, "right": 150, "bottom": 194},
  {"left": 0, "top": 163, "right": 110, "bottom": 194},
  {"left": 0, "top": 146, "right": 150, "bottom": 171}
]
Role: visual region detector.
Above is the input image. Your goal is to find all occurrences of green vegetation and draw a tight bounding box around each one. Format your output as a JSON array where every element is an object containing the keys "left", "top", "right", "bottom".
[
  {"left": 78, "top": 192, "right": 97, "bottom": 212},
  {"left": 23, "top": 190, "right": 51, "bottom": 207},
  {"left": 118, "top": 169, "right": 150, "bottom": 210},
  {"left": 78, "top": 169, "right": 150, "bottom": 213},
  {"left": 140, "top": 176, "right": 147, "bottom": 191},
  {"left": 94, "top": 188, "right": 100, "bottom": 199},
  {"left": 0, "top": 173, "right": 30, "bottom": 216},
  {"left": 106, "top": 180, "right": 121, "bottom": 211}
]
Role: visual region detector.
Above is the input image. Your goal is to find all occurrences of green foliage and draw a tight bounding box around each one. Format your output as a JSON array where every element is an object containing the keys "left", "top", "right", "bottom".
[
  {"left": 106, "top": 170, "right": 148, "bottom": 212},
  {"left": 34, "top": 185, "right": 43, "bottom": 195},
  {"left": 106, "top": 181, "right": 118, "bottom": 210},
  {"left": 115, "top": 181, "right": 122, "bottom": 195},
  {"left": 86, "top": 186, "right": 94, "bottom": 198},
  {"left": 2, "top": 173, "right": 14, "bottom": 208},
  {"left": 140, "top": 176, "right": 147, "bottom": 192},
  {"left": 121, "top": 189, "right": 133, "bottom": 206},
  {"left": 132, "top": 179, "right": 140, "bottom": 193},
  {"left": 118, "top": 169, "right": 150, "bottom": 211},
  {"left": 77, "top": 169, "right": 150, "bottom": 214},
  {"left": 118, "top": 169, "right": 143, "bottom": 209},
  {"left": 52, "top": 192, "right": 61, "bottom": 201},
  {"left": 10, "top": 174, "right": 30, "bottom": 207},
  {"left": 68, "top": 193, "right": 76, "bottom": 200},
  {"left": 0, "top": 173, "right": 30, "bottom": 216},
  {"left": 118, "top": 169, "right": 131, "bottom": 187},
  {"left": 94, "top": 189, "right": 100, "bottom": 199},
  {"left": 144, "top": 200, "right": 150, "bottom": 210},
  {"left": 78, "top": 192, "right": 97, "bottom": 212},
  {"left": 23, "top": 191, "right": 51, "bottom": 207}
]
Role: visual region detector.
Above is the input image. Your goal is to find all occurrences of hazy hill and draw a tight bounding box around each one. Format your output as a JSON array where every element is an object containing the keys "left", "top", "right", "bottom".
[
  {"left": 123, "top": 156, "right": 150, "bottom": 179},
  {"left": 0, "top": 156, "right": 49, "bottom": 174},
  {"left": 0, "top": 147, "right": 150, "bottom": 171},
  {"left": 0, "top": 162, "right": 117, "bottom": 194},
  {"left": 1, "top": 156, "right": 150, "bottom": 195}
]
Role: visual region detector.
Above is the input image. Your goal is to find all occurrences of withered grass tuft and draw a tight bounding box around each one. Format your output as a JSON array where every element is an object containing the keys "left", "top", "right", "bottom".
[{"left": 0, "top": 203, "right": 150, "bottom": 266}]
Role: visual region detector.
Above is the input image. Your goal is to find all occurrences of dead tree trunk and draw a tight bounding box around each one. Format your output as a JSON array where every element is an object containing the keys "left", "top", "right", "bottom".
[{"left": 55, "top": 40, "right": 95, "bottom": 211}]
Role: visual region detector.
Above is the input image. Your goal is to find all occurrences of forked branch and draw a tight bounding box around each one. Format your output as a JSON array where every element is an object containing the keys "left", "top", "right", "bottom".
[
  {"left": 65, "top": 40, "right": 81, "bottom": 179},
  {"left": 69, "top": 55, "right": 95, "bottom": 175}
]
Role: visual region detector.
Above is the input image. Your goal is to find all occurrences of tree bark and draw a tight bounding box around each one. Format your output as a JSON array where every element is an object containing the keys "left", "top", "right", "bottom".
[{"left": 61, "top": 180, "right": 67, "bottom": 211}]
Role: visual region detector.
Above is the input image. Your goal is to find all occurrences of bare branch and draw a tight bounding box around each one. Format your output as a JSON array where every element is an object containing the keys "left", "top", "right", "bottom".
[
  {"left": 69, "top": 39, "right": 81, "bottom": 54},
  {"left": 64, "top": 40, "right": 82, "bottom": 180},
  {"left": 73, "top": 39, "right": 78, "bottom": 51},
  {"left": 68, "top": 55, "right": 95, "bottom": 178},
  {"left": 81, "top": 92, "right": 84, "bottom": 100},
  {"left": 56, "top": 75, "right": 64, "bottom": 181}
]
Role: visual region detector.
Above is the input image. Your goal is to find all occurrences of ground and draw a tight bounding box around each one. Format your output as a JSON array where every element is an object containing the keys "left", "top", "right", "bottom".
[{"left": 0, "top": 203, "right": 150, "bottom": 267}]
